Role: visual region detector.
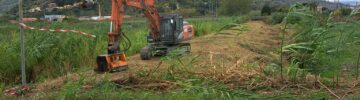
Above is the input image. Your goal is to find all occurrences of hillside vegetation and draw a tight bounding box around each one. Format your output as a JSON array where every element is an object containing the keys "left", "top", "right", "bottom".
[
  {"left": 1, "top": 0, "right": 360, "bottom": 99},
  {"left": 1, "top": 0, "right": 348, "bottom": 17}
]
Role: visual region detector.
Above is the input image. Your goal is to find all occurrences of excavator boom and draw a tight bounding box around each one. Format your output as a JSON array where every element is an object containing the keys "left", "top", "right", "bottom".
[{"left": 111, "top": 0, "right": 160, "bottom": 41}]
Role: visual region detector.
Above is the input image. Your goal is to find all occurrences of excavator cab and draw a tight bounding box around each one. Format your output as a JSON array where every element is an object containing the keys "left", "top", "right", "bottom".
[
  {"left": 159, "top": 15, "right": 184, "bottom": 44},
  {"left": 140, "top": 15, "right": 194, "bottom": 60}
]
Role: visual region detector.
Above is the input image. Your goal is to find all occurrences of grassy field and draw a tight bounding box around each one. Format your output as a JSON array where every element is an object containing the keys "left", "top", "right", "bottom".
[
  {"left": 2, "top": 16, "right": 346, "bottom": 99},
  {"left": 0, "top": 17, "right": 240, "bottom": 86},
  {"left": 1, "top": 5, "right": 360, "bottom": 99}
]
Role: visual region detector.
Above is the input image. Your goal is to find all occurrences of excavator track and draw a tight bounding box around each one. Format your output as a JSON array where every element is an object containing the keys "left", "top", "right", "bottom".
[{"left": 140, "top": 43, "right": 191, "bottom": 60}]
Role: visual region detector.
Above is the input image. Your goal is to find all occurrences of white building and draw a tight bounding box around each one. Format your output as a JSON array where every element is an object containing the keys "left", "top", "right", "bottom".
[{"left": 44, "top": 15, "right": 66, "bottom": 22}]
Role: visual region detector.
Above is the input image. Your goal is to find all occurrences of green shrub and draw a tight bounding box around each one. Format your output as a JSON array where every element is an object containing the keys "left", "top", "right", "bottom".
[
  {"left": 219, "top": 0, "right": 253, "bottom": 16},
  {"left": 341, "top": 8, "right": 353, "bottom": 16},
  {"left": 332, "top": 8, "right": 353, "bottom": 17},
  {"left": 261, "top": 4, "right": 272, "bottom": 16},
  {"left": 174, "top": 8, "right": 198, "bottom": 17},
  {"left": 271, "top": 12, "right": 285, "bottom": 24},
  {"left": 189, "top": 17, "right": 238, "bottom": 36},
  {"left": 264, "top": 63, "right": 279, "bottom": 76}
]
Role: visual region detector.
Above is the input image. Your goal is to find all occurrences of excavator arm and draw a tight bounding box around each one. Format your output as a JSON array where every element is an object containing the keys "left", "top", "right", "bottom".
[
  {"left": 111, "top": 0, "right": 160, "bottom": 44},
  {"left": 124, "top": 0, "right": 161, "bottom": 38},
  {"left": 96, "top": 0, "right": 161, "bottom": 72}
]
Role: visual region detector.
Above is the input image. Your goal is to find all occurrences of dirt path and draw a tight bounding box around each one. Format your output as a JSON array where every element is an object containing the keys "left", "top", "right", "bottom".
[{"left": 33, "top": 21, "right": 282, "bottom": 93}]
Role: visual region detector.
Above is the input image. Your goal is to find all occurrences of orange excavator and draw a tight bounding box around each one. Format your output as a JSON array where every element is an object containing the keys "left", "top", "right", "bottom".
[{"left": 95, "top": 0, "right": 195, "bottom": 72}]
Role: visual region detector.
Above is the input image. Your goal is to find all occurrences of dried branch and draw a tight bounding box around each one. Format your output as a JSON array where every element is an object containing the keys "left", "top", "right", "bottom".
[{"left": 317, "top": 80, "right": 341, "bottom": 99}]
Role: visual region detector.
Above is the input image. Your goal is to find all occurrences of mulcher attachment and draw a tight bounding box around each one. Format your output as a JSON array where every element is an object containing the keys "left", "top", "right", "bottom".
[{"left": 96, "top": 53, "right": 128, "bottom": 73}]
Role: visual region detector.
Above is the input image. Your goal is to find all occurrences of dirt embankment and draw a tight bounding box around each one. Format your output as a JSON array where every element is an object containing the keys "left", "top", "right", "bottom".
[{"left": 32, "top": 21, "right": 282, "bottom": 93}]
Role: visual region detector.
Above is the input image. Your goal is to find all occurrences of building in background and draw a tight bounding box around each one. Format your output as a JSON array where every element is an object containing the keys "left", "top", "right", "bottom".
[{"left": 44, "top": 15, "right": 66, "bottom": 22}]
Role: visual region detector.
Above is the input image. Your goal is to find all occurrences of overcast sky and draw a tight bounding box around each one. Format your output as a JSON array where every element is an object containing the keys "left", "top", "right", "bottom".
[
  {"left": 328, "top": 0, "right": 360, "bottom": 2},
  {"left": 328, "top": 0, "right": 359, "bottom": 6}
]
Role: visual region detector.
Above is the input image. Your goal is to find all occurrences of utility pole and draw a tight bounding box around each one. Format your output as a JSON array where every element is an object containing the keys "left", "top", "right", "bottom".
[
  {"left": 43, "top": 1, "right": 48, "bottom": 26},
  {"left": 210, "top": 0, "right": 213, "bottom": 16},
  {"left": 18, "top": 0, "right": 26, "bottom": 86},
  {"left": 213, "top": 0, "right": 215, "bottom": 17},
  {"left": 215, "top": 0, "right": 218, "bottom": 18},
  {"left": 211, "top": 0, "right": 213, "bottom": 16},
  {"left": 98, "top": 0, "right": 101, "bottom": 17}
]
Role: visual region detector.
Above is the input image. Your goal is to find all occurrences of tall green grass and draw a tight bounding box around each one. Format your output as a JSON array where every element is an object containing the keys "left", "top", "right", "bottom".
[
  {"left": 282, "top": 4, "right": 360, "bottom": 78},
  {"left": 0, "top": 21, "right": 148, "bottom": 85},
  {"left": 189, "top": 17, "right": 246, "bottom": 36}
]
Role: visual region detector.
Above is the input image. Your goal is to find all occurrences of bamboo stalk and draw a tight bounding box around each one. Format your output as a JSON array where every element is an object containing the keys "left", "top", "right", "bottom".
[
  {"left": 98, "top": 0, "right": 102, "bottom": 17},
  {"left": 280, "top": 23, "right": 288, "bottom": 81},
  {"left": 335, "top": 30, "right": 344, "bottom": 87},
  {"left": 356, "top": 52, "right": 360, "bottom": 80},
  {"left": 317, "top": 79, "right": 341, "bottom": 99}
]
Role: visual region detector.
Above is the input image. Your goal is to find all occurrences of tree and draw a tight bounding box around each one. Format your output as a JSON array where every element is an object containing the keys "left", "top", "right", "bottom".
[
  {"left": 261, "top": 4, "right": 271, "bottom": 16},
  {"left": 219, "top": 0, "right": 253, "bottom": 16},
  {"left": 194, "top": 1, "right": 208, "bottom": 15},
  {"left": 308, "top": 1, "right": 319, "bottom": 12}
]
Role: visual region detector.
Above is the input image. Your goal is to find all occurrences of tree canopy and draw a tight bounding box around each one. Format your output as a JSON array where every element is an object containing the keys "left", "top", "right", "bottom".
[{"left": 219, "top": 0, "right": 253, "bottom": 16}]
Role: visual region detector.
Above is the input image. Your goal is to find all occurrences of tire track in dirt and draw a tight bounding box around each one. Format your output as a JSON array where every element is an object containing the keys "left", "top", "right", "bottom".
[{"left": 32, "top": 21, "right": 282, "bottom": 94}]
